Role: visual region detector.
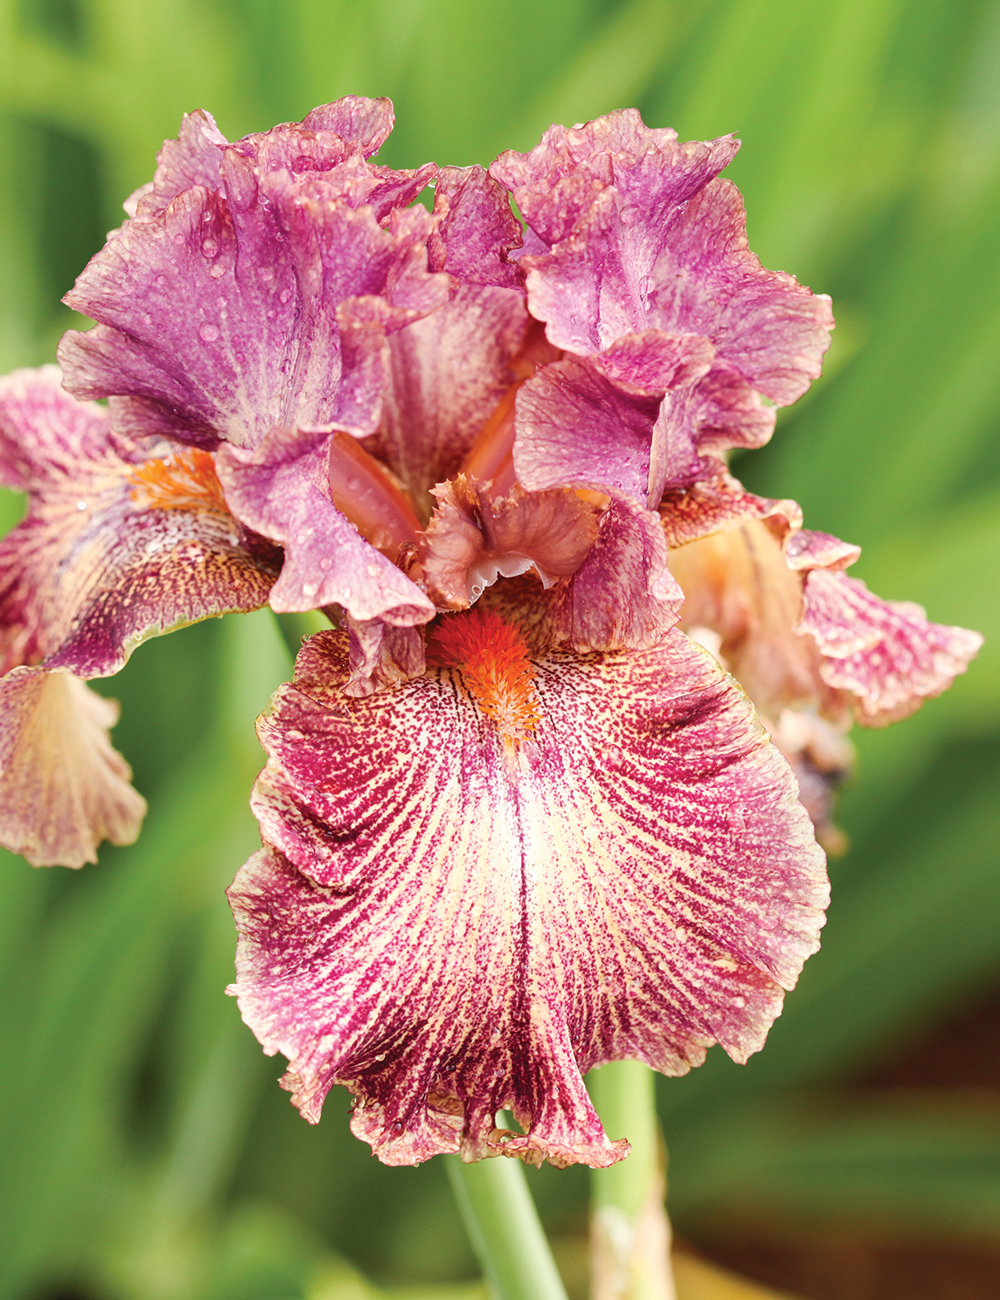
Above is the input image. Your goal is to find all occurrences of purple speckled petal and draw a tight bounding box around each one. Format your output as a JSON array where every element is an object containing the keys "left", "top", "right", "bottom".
[
  {"left": 514, "top": 344, "right": 712, "bottom": 507},
  {"left": 229, "top": 621, "right": 827, "bottom": 1166},
  {"left": 216, "top": 426, "right": 432, "bottom": 623},
  {"left": 800, "top": 570, "right": 983, "bottom": 726},
  {"left": 428, "top": 166, "right": 524, "bottom": 289},
  {"left": 0, "top": 668, "right": 146, "bottom": 868},
  {"left": 60, "top": 115, "right": 449, "bottom": 452},
  {"left": 0, "top": 367, "right": 276, "bottom": 677},
  {"left": 366, "top": 284, "right": 528, "bottom": 515}
]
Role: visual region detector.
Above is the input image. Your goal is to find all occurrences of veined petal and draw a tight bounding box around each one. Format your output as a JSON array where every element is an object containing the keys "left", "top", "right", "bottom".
[
  {"left": 366, "top": 285, "right": 529, "bottom": 516},
  {"left": 668, "top": 481, "right": 982, "bottom": 726},
  {"left": 0, "top": 669, "right": 146, "bottom": 868},
  {"left": 428, "top": 166, "right": 525, "bottom": 289},
  {"left": 0, "top": 368, "right": 276, "bottom": 864},
  {"left": 800, "top": 569, "right": 984, "bottom": 725},
  {"left": 230, "top": 616, "right": 827, "bottom": 1168}
]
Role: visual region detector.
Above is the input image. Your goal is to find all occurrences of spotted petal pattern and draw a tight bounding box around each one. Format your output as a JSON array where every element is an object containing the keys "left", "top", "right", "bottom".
[{"left": 229, "top": 625, "right": 827, "bottom": 1168}]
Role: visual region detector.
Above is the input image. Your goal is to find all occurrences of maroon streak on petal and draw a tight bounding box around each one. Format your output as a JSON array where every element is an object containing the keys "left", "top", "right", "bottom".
[
  {"left": 421, "top": 475, "right": 601, "bottom": 610},
  {"left": 229, "top": 622, "right": 827, "bottom": 1167},
  {"left": 365, "top": 285, "right": 529, "bottom": 517},
  {"left": 800, "top": 570, "right": 984, "bottom": 725},
  {"left": 0, "top": 669, "right": 146, "bottom": 868}
]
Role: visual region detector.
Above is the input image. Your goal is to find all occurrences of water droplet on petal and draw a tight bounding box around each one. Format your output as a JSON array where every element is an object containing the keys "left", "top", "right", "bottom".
[
  {"left": 256, "top": 265, "right": 274, "bottom": 281},
  {"left": 198, "top": 323, "right": 220, "bottom": 343},
  {"left": 302, "top": 581, "right": 318, "bottom": 598},
  {"left": 279, "top": 288, "right": 292, "bottom": 304},
  {"left": 209, "top": 262, "right": 226, "bottom": 278},
  {"left": 76, "top": 500, "right": 87, "bottom": 511},
  {"left": 620, "top": 204, "right": 640, "bottom": 227},
  {"left": 201, "top": 238, "right": 218, "bottom": 257},
  {"left": 366, "top": 564, "right": 379, "bottom": 577},
  {"left": 319, "top": 556, "right": 332, "bottom": 571},
  {"left": 391, "top": 1121, "right": 403, "bottom": 1135}
]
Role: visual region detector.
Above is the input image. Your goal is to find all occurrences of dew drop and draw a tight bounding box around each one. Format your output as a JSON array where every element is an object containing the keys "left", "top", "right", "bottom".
[
  {"left": 256, "top": 265, "right": 274, "bottom": 281},
  {"left": 201, "top": 238, "right": 218, "bottom": 257},
  {"left": 302, "top": 581, "right": 318, "bottom": 597},
  {"left": 172, "top": 232, "right": 185, "bottom": 246},
  {"left": 202, "top": 211, "right": 213, "bottom": 223},
  {"left": 733, "top": 996, "right": 746, "bottom": 1008},
  {"left": 267, "top": 308, "right": 277, "bottom": 319},
  {"left": 319, "top": 556, "right": 332, "bottom": 571},
  {"left": 209, "top": 262, "right": 226, "bottom": 278},
  {"left": 155, "top": 275, "right": 166, "bottom": 286},
  {"left": 198, "top": 323, "right": 220, "bottom": 343},
  {"left": 391, "top": 1121, "right": 403, "bottom": 1135},
  {"left": 76, "top": 500, "right": 87, "bottom": 511},
  {"left": 279, "top": 288, "right": 292, "bottom": 304},
  {"left": 366, "top": 563, "right": 379, "bottom": 577},
  {"left": 604, "top": 744, "right": 623, "bottom": 767},
  {"left": 620, "top": 204, "right": 640, "bottom": 227}
]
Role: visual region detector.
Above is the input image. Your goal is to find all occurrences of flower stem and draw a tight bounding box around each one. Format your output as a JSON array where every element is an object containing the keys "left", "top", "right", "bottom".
[
  {"left": 588, "top": 1060, "right": 676, "bottom": 1300},
  {"left": 445, "top": 1153, "right": 569, "bottom": 1300}
]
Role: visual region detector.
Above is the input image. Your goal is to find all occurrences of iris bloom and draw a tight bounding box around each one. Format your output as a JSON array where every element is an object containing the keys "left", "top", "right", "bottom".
[{"left": 0, "top": 100, "right": 980, "bottom": 1165}]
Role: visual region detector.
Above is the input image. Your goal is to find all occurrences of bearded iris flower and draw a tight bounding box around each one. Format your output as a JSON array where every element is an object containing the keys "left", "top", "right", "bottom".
[{"left": 0, "top": 100, "right": 980, "bottom": 1168}]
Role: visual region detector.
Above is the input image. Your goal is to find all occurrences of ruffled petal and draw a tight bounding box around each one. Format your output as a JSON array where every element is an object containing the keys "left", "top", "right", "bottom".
[
  {"left": 668, "top": 482, "right": 982, "bottom": 725},
  {"left": 343, "top": 616, "right": 426, "bottom": 698},
  {"left": 60, "top": 113, "right": 449, "bottom": 452},
  {"left": 428, "top": 166, "right": 524, "bottom": 289},
  {"left": 0, "top": 669, "right": 146, "bottom": 867},
  {"left": 0, "top": 368, "right": 276, "bottom": 678},
  {"left": 229, "top": 617, "right": 827, "bottom": 1167},
  {"left": 421, "top": 475, "right": 601, "bottom": 610},
  {"left": 800, "top": 569, "right": 984, "bottom": 725}
]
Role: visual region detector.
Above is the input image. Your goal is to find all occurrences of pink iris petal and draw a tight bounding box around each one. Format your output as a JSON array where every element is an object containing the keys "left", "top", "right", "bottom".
[
  {"left": 0, "top": 367, "right": 276, "bottom": 864},
  {"left": 228, "top": 618, "right": 827, "bottom": 1168},
  {"left": 667, "top": 479, "right": 982, "bottom": 727},
  {"left": 427, "top": 165, "right": 525, "bottom": 289},
  {"left": 492, "top": 110, "right": 833, "bottom": 501}
]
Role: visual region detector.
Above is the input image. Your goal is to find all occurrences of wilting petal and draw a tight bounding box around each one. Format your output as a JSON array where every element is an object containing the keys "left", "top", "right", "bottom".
[
  {"left": 421, "top": 475, "right": 601, "bottom": 609},
  {"left": 60, "top": 108, "right": 449, "bottom": 452},
  {"left": 229, "top": 617, "right": 826, "bottom": 1167},
  {"left": 800, "top": 569, "right": 984, "bottom": 725},
  {"left": 0, "top": 669, "right": 146, "bottom": 868},
  {"left": 366, "top": 285, "right": 529, "bottom": 515},
  {"left": 765, "top": 709, "right": 853, "bottom": 857},
  {"left": 216, "top": 425, "right": 432, "bottom": 623}
]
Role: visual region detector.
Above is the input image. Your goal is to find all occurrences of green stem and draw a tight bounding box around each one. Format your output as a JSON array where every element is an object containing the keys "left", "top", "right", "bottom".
[
  {"left": 445, "top": 1154, "right": 569, "bottom": 1300},
  {"left": 588, "top": 1061, "right": 676, "bottom": 1300}
]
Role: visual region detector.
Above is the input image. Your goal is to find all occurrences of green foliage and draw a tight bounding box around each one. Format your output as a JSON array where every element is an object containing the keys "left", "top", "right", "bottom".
[{"left": 0, "top": 0, "right": 996, "bottom": 1295}]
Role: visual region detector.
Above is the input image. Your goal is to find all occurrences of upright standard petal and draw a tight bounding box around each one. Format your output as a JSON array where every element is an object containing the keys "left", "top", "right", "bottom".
[
  {"left": 492, "top": 110, "right": 833, "bottom": 495},
  {"left": 229, "top": 612, "right": 827, "bottom": 1168}
]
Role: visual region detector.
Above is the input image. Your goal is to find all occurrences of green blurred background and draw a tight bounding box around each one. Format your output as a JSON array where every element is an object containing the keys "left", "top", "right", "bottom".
[{"left": 0, "top": 1, "right": 998, "bottom": 1297}]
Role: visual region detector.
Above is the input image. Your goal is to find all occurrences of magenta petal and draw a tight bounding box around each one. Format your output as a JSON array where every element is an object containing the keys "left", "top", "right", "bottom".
[
  {"left": 60, "top": 133, "right": 449, "bottom": 452},
  {"left": 216, "top": 427, "right": 433, "bottom": 623},
  {"left": 0, "top": 668, "right": 146, "bottom": 867},
  {"left": 343, "top": 616, "right": 426, "bottom": 698},
  {"left": 800, "top": 570, "right": 984, "bottom": 725},
  {"left": 229, "top": 626, "right": 826, "bottom": 1166},
  {"left": 429, "top": 165, "right": 525, "bottom": 289}
]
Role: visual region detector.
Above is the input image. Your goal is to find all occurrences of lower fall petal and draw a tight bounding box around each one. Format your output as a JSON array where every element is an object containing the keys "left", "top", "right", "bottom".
[
  {"left": 0, "top": 669, "right": 146, "bottom": 867},
  {"left": 229, "top": 617, "right": 827, "bottom": 1168}
]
